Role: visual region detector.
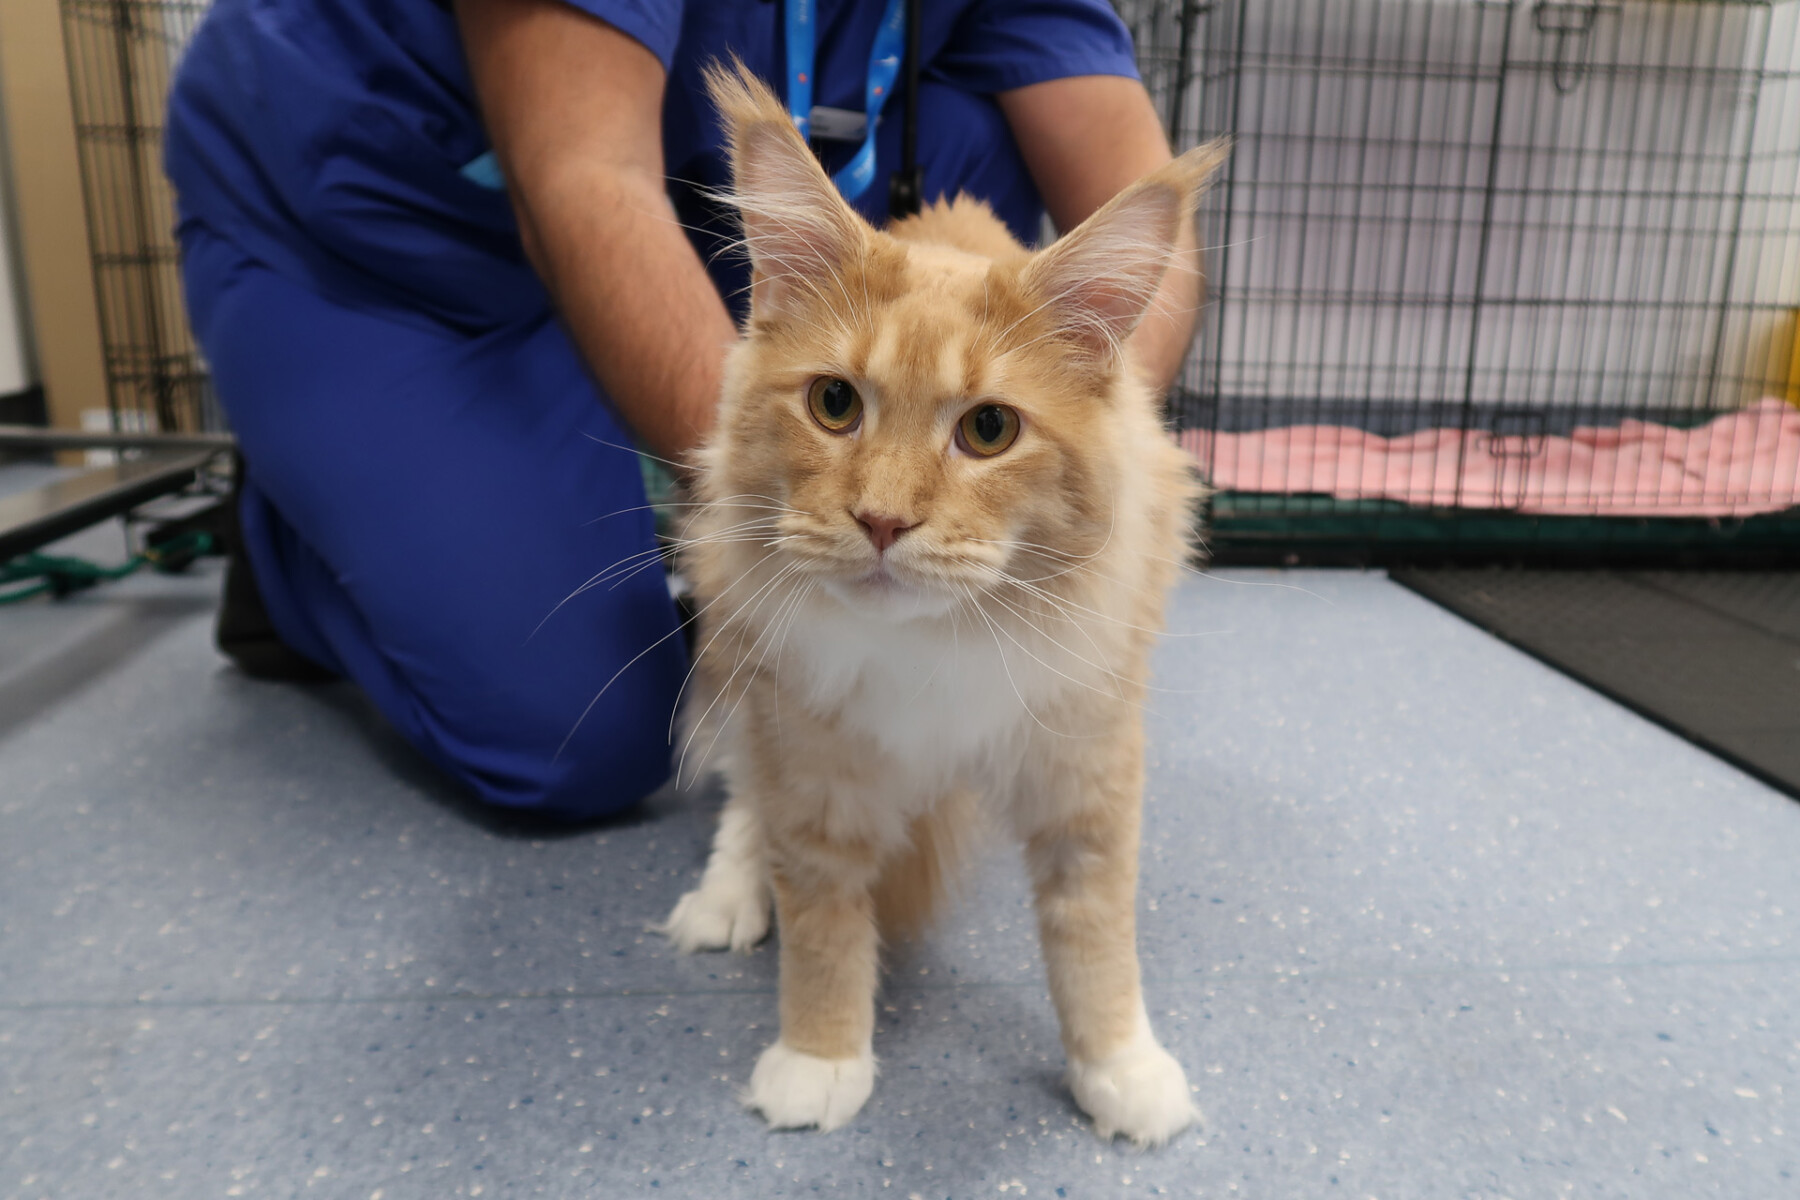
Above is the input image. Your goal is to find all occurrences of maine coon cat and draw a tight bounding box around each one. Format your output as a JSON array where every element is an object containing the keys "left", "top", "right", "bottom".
[{"left": 659, "top": 63, "right": 1228, "bottom": 1146}]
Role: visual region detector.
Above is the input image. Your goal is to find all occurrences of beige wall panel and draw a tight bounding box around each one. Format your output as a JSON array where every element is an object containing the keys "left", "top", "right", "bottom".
[{"left": 0, "top": 0, "right": 108, "bottom": 432}]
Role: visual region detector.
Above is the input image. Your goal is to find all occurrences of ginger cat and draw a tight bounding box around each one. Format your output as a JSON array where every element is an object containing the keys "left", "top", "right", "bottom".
[{"left": 660, "top": 63, "right": 1227, "bottom": 1147}]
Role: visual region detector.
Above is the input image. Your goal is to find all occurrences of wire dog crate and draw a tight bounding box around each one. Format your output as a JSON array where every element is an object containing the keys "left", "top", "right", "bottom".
[
  {"left": 1121, "top": 0, "right": 1800, "bottom": 562},
  {"left": 61, "top": 0, "right": 218, "bottom": 436},
  {"left": 52, "top": 0, "right": 1800, "bottom": 560}
]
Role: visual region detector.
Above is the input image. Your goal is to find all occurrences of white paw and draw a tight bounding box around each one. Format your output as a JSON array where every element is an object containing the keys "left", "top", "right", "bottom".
[
  {"left": 744, "top": 1040, "right": 875, "bottom": 1132},
  {"left": 1068, "top": 1032, "right": 1199, "bottom": 1148},
  {"left": 658, "top": 873, "right": 770, "bottom": 954}
]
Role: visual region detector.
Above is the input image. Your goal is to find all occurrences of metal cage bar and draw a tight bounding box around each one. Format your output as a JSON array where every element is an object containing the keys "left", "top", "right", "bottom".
[
  {"left": 55, "top": 1, "right": 1800, "bottom": 553},
  {"left": 1118, "top": 0, "right": 1800, "bottom": 546},
  {"left": 60, "top": 0, "right": 216, "bottom": 435}
]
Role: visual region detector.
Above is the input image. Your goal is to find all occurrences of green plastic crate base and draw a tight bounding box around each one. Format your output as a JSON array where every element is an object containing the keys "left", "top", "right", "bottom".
[{"left": 1204, "top": 493, "right": 1800, "bottom": 569}]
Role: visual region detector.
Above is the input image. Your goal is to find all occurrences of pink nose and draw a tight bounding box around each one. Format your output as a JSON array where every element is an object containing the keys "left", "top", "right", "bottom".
[{"left": 854, "top": 510, "right": 915, "bottom": 553}]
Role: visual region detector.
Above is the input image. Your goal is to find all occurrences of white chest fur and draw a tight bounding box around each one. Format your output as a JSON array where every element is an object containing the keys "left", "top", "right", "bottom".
[{"left": 776, "top": 587, "right": 1091, "bottom": 786}]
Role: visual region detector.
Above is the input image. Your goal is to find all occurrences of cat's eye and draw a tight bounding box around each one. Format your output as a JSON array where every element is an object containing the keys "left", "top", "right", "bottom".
[
  {"left": 956, "top": 403, "right": 1021, "bottom": 457},
  {"left": 807, "top": 377, "right": 862, "bottom": 434}
]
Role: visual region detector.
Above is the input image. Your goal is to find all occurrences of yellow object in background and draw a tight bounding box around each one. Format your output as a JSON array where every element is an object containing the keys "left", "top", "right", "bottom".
[{"left": 1790, "top": 309, "right": 1800, "bottom": 407}]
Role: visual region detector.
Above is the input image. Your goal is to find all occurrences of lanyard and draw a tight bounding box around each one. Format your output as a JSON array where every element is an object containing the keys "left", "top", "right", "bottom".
[
  {"left": 786, "top": 0, "right": 907, "bottom": 203},
  {"left": 461, "top": 2, "right": 911, "bottom": 204}
]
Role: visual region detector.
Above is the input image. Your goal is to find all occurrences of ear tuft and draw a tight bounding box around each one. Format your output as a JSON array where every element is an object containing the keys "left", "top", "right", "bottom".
[
  {"left": 1020, "top": 138, "right": 1230, "bottom": 361},
  {"left": 703, "top": 59, "right": 869, "bottom": 318}
]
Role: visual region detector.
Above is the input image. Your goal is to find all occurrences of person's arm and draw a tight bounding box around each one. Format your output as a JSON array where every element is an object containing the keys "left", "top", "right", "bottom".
[
  {"left": 455, "top": 0, "right": 738, "bottom": 464},
  {"left": 997, "top": 76, "right": 1199, "bottom": 394}
]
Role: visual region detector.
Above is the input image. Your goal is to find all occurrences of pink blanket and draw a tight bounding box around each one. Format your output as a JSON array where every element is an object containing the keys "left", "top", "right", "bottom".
[{"left": 1181, "top": 398, "right": 1800, "bottom": 518}]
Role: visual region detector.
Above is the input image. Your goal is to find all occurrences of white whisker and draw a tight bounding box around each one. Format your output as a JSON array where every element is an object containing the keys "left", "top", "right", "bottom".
[
  {"left": 677, "top": 559, "right": 809, "bottom": 784},
  {"left": 688, "top": 573, "right": 815, "bottom": 784},
  {"left": 973, "top": 565, "right": 1220, "bottom": 697},
  {"left": 582, "top": 499, "right": 801, "bottom": 530},
  {"left": 577, "top": 432, "right": 691, "bottom": 475},
  {"left": 954, "top": 582, "right": 1096, "bottom": 741},
  {"left": 557, "top": 542, "right": 794, "bottom": 761}
]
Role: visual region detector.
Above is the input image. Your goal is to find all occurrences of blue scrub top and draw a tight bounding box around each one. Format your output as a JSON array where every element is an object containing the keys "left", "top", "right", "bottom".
[{"left": 164, "top": 0, "right": 1139, "bottom": 337}]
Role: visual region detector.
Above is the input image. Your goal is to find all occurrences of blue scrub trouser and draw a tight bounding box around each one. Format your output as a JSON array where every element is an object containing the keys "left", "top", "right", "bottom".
[
  {"left": 178, "top": 84, "right": 1038, "bottom": 820},
  {"left": 183, "top": 222, "right": 687, "bottom": 818}
]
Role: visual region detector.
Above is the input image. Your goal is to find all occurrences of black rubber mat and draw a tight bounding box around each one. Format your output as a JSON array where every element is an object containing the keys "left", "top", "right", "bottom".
[{"left": 1391, "top": 568, "right": 1800, "bottom": 800}]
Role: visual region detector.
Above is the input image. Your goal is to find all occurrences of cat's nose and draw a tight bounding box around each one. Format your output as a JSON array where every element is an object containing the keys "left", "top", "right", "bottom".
[{"left": 853, "top": 510, "right": 916, "bottom": 554}]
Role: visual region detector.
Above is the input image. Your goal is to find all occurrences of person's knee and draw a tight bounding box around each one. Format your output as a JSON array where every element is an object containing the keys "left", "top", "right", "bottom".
[{"left": 429, "top": 656, "right": 683, "bottom": 821}]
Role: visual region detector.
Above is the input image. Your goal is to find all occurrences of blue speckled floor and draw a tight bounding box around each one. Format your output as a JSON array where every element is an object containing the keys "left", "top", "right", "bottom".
[{"left": 3, "top": 523, "right": 1798, "bottom": 1198}]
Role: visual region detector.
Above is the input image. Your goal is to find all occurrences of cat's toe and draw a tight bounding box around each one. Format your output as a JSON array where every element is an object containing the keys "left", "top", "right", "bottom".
[
  {"left": 658, "top": 876, "right": 771, "bottom": 954},
  {"left": 744, "top": 1040, "right": 874, "bottom": 1132},
  {"left": 1068, "top": 1033, "right": 1199, "bottom": 1148}
]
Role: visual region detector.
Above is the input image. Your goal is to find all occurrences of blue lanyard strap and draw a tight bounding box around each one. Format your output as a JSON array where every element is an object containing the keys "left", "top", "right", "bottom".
[
  {"left": 785, "top": 0, "right": 815, "bottom": 139},
  {"left": 464, "top": 3, "right": 910, "bottom": 201},
  {"left": 786, "top": 0, "right": 907, "bottom": 203}
]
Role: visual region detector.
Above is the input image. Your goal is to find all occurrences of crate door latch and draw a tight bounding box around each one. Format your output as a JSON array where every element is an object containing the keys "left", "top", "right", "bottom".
[{"left": 1533, "top": 2, "right": 1619, "bottom": 95}]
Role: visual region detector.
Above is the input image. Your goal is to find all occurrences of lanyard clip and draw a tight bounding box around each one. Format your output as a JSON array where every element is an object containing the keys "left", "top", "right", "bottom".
[{"left": 888, "top": 166, "right": 922, "bottom": 220}]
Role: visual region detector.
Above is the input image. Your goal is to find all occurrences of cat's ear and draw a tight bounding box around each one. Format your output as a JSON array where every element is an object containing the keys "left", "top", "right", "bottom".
[
  {"left": 705, "top": 59, "right": 868, "bottom": 318},
  {"left": 1020, "top": 140, "right": 1230, "bottom": 362}
]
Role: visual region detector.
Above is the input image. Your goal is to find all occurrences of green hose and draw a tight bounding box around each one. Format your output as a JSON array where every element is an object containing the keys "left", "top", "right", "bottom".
[{"left": 0, "top": 530, "right": 216, "bottom": 605}]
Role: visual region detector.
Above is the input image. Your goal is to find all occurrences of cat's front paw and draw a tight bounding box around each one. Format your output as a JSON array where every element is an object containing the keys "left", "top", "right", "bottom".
[
  {"left": 1068, "top": 1032, "right": 1198, "bottom": 1148},
  {"left": 659, "top": 870, "right": 770, "bottom": 954},
  {"left": 744, "top": 1040, "right": 875, "bottom": 1132}
]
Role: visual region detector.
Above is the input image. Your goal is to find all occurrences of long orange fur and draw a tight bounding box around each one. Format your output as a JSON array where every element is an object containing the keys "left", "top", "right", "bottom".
[{"left": 659, "top": 61, "right": 1228, "bottom": 1146}]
